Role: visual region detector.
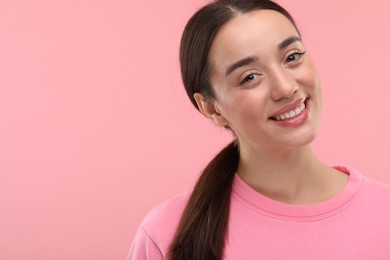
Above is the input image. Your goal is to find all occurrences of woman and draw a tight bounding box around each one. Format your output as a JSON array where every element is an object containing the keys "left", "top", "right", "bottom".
[{"left": 129, "top": 0, "right": 390, "bottom": 259}]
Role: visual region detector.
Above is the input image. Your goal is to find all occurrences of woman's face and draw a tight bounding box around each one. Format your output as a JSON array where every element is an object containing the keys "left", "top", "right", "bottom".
[{"left": 200, "top": 9, "right": 322, "bottom": 151}]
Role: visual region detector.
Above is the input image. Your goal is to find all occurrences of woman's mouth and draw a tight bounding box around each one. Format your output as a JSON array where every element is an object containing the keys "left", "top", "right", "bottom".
[{"left": 270, "top": 98, "right": 309, "bottom": 121}]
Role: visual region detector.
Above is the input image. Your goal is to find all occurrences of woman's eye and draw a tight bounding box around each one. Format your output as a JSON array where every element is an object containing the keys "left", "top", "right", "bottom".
[
  {"left": 240, "top": 73, "right": 257, "bottom": 85},
  {"left": 285, "top": 51, "right": 306, "bottom": 64}
]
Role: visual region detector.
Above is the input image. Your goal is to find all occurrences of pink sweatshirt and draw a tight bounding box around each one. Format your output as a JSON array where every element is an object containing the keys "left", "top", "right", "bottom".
[{"left": 128, "top": 166, "right": 390, "bottom": 259}]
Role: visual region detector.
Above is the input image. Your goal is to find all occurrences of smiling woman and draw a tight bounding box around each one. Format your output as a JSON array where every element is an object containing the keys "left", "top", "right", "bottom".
[{"left": 128, "top": 0, "right": 390, "bottom": 259}]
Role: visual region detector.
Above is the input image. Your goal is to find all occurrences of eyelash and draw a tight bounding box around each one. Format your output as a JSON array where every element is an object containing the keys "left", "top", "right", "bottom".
[
  {"left": 285, "top": 51, "right": 306, "bottom": 64},
  {"left": 240, "top": 73, "right": 258, "bottom": 85},
  {"left": 239, "top": 51, "right": 306, "bottom": 85}
]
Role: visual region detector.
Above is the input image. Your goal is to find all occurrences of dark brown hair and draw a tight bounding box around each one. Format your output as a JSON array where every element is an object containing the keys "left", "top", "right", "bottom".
[{"left": 168, "top": 1, "right": 299, "bottom": 259}]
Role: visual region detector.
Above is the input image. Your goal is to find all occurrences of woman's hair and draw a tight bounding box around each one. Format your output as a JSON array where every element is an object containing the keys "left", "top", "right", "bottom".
[{"left": 168, "top": 1, "right": 299, "bottom": 259}]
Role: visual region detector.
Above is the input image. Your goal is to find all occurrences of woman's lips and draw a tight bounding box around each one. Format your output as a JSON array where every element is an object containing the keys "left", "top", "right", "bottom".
[
  {"left": 269, "top": 98, "right": 307, "bottom": 120},
  {"left": 271, "top": 99, "right": 310, "bottom": 127}
]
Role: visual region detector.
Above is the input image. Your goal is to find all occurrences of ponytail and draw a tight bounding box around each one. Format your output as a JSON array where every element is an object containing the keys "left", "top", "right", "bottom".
[{"left": 168, "top": 140, "right": 239, "bottom": 259}]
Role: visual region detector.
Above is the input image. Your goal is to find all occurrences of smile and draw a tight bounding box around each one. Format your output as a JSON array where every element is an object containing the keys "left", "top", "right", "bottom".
[
  {"left": 274, "top": 101, "right": 305, "bottom": 121},
  {"left": 269, "top": 98, "right": 310, "bottom": 127}
]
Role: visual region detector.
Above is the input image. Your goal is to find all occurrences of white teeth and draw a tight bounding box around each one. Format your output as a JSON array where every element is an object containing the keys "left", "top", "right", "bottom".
[{"left": 274, "top": 101, "right": 306, "bottom": 121}]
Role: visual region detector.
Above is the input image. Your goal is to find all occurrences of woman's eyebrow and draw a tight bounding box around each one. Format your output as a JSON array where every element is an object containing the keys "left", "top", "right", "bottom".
[
  {"left": 224, "top": 36, "right": 301, "bottom": 77},
  {"left": 225, "top": 56, "right": 259, "bottom": 77},
  {"left": 278, "top": 35, "right": 301, "bottom": 50}
]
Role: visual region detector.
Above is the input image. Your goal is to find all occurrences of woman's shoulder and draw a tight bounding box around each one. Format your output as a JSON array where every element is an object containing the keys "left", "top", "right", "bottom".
[
  {"left": 363, "top": 174, "right": 390, "bottom": 195},
  {"left": 139, "top": 192, "right": 190, "bottom": 244},
  {"left": 347, "top": 166, "right": 390, "bottom": 210},
  {"left": 128, "top": 192, "right": 190, "bottom": 259}
]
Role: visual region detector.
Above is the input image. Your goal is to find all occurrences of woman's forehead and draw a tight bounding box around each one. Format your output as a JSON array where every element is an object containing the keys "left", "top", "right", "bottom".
[{"left": 209, "top": 9, "right": 300, "bottom": 68}]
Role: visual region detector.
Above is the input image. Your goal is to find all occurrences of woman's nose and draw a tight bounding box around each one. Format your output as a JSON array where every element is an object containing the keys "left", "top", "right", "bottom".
[{"left": 269, "top": 67, "right": 298, "bottom": 101}]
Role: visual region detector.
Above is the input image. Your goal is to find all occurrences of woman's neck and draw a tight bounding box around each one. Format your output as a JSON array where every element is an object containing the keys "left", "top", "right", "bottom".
[{"left": 236, "top": 144, "right": 348, "bottom": 205}]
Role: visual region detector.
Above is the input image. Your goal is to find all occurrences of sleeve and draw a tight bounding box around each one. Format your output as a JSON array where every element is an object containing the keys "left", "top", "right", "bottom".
[{"left": 127, "top": 227, "right": 165, "bottom": 260}]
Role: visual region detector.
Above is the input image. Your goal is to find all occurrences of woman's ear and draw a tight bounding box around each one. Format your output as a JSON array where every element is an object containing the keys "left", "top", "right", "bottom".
[{"left": 193, "top": 93, "right": 229, "bottom": 127}]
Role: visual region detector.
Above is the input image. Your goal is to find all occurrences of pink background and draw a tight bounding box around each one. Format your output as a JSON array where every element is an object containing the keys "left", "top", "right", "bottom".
[{"left": 1, "top": 0, "right": 390, "bottom": 259}]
